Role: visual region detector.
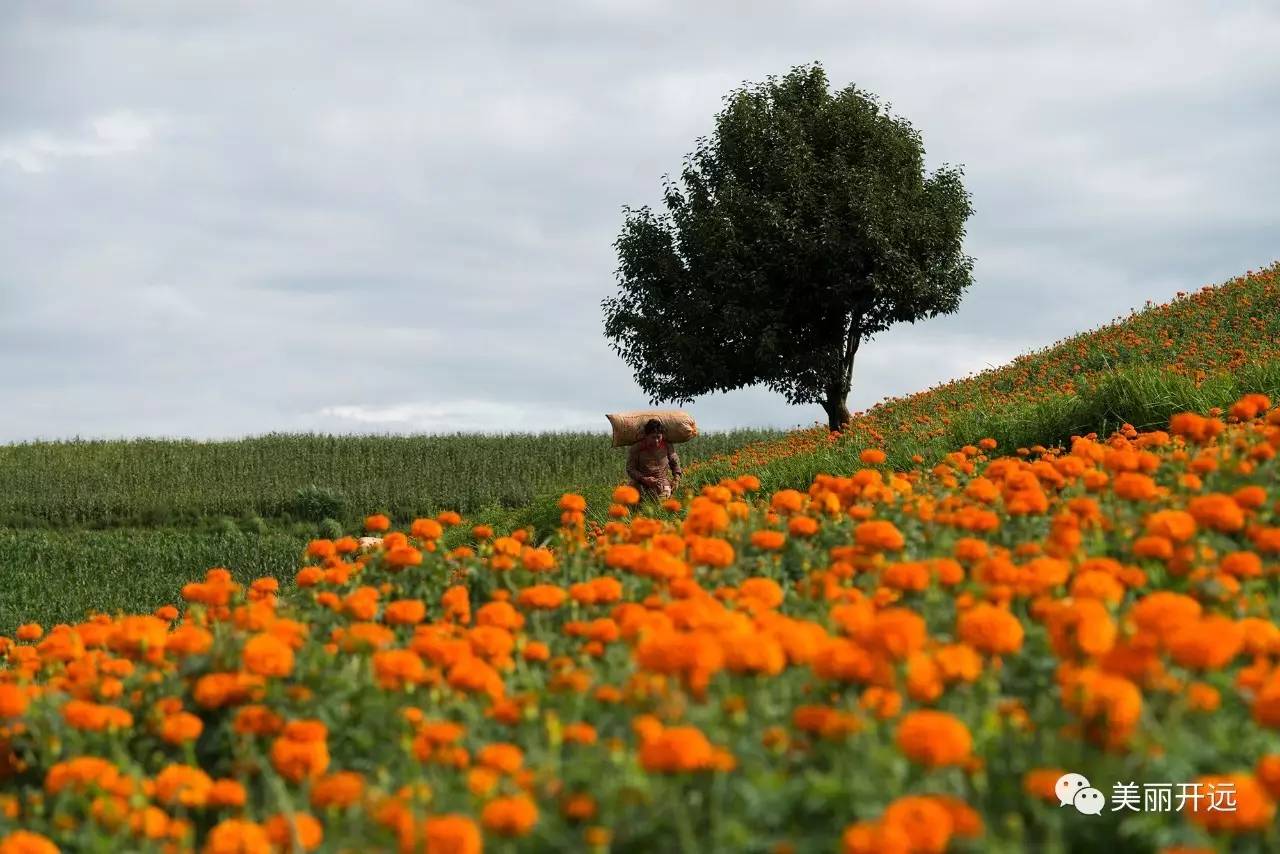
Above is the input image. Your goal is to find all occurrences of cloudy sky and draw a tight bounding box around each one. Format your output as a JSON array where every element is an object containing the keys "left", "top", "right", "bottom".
[{"left": 2, "top": 1, "right": 1277, "bottom": 441}]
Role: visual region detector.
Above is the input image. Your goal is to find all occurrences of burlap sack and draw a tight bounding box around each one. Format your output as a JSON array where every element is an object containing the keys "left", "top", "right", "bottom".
[{"left": 606, "top": 410, "right": 697, "bottom": 447}]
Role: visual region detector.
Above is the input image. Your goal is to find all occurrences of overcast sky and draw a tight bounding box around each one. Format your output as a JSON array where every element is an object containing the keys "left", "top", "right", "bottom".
[{"left": 2, "top": 1, "right": 1277, "bottom": 442}]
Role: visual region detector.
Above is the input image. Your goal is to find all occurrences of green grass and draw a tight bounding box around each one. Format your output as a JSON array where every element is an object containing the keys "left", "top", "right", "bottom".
[
  {"left": 0, "top": 529, "right": 306, "bottom": 633},
  {"left": 0, "top": 429, "right": 783, "bottom": 530}
]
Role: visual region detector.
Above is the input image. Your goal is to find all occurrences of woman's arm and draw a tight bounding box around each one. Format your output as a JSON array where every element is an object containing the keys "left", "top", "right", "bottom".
[{"left": 667, "top": 446, "right": 682, "bottom": 481}]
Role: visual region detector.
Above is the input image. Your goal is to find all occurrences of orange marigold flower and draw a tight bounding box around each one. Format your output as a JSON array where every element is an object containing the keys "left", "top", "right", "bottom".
[
  {"left": 841, "top": 820, "right": 912, "bottom": 854},
  {"left": 0, "top": 831, "right": 59, "bottom": 854},
  {"left": 411, "top": 518, "right": 444, "bottom": 540},
  {"left": 160, "top": 711, "right": 204, "bottom": 745},
  {"left": 1233, "top": 485, "right": 1268, "bottom": 509},
  {"left": 883, "top": 561, "right": 930, "bottom": 592},
  {"left": 1133, "top": 535, "right": 1175, "bottom": 560},
  {"left": 521, "top": 547, "right": 557, "bottom": 573},
  {"left": 1186, "top": 681, "right": 1221, "bottom": 712},
  {"left": 306, "top": 539, "right": 336, "bottom": 559},
  {"left": 957, "top": 603, "right": 1025, "bottom": 655},
  {"left": 423, "top": 815, "right": 482, "bottom": 854},
  {"left": 310, "top": 771, "right": 365, "bottom": 809},
  {"left": 62, "top": 699, "right": 134, "bottom": 732},
  {"left": 372, "top": 649, "right": 427, "bottom": 690},
  {"left": 0, "top": 685, "right": 30, "bottom": 719},
  {"left": 860, "top": 449, "right": 887, "bottom": 464},
  {"left": 558, "top": 493, "right": 587, "bottom": 512},
  {"left": 44, "top": 756, "right": 121, "bottom": 795},
  {"left": 750, "top": 530, "right": 786, "bottom": 551},
  {"left": 562, "top": 792, "right": 597, "bottom": 822},
  {"left": 787, "top": 516, "right": 819, "bottom": 537},
  {"left": 384, "top": 599, "right": 427, "bottom": 625},
  {"left": 1130, "top": 591, "right": 1202, "bottom": 641},
  {"left": 384, "top": 545, "right": 423, "bottom": 569},
  {"left": 233, "top": 704, "right": 284, "bottom": 736},
  {"left": 517, "top": 585, "right": 567, "bottom": 610},
  {"left": 270, "top": 722, "right": 330, "bottom": 783},
  {"left": 639, "top": 726, "right": 716, "bottom": 773},
  {"left": 739, "top": 577, "right": 784, "bottom": 609},
  {"left": 881, "top": 795, "right": 953, "bottom": 854},
  {"left": 1187, "top": 494, "right": 1245, "bottom": 532},
  {"left": 1113, "top": 472, "right": 1159, "bottom": 501},
  {"left": 770, "top": 489, "right": 806, "bottom": 514},
  {"left": 1144, "top": 510, "right": 1197, "bottom": 542},
  {"left": 1167, "top": 615, "right": 1245, "bottom": 670},
  {"left": 1257, "top": 755, "right": 1280, "bottom": 800},
  {"left": 613, "top": 485, "right": 641, "bottom": 505},
  {"left": 855, "top": 520, "right": 905, "bottom": 551},
  {"left": 895, "top": 710, "right": 972, "bottom": 767},
  {"left": 364, "top": 514, "right": 391, "bottom": 533},
  {"left": 478, "top": 743, "right": 524, "bottom": 774},
  {"left": 867, "top": 608, "right": 927, "bottom": 660},
  {"left": 154, "top": 764, "right": 214, "bottom": 808},
  {"left": 1230, "top": 393, "right": 1272, "bottom": 421},
  {"left": 263, "top": 812, "right": 323, "bottom": 852},
  {"left": 1169, "top": 412, "right": 1225, "bottom": 444},
  {"left": 242, "top": 633, "right": 294, "bottom": 678},
  {"left": 689, "top": 536, "right": 735, "bottom": 567},
  {"left": 481, "top": 795, "right": 539, "bottom": 837},
  {"left": 208, "top": 779, "right": 247, "bottom": 808}
]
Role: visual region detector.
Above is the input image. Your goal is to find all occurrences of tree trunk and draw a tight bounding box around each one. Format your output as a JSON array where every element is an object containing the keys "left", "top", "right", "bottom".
[
  {"left": 822, "top": 312, "right": 863, "bottom": 432},
  {"left": 822, "top": 395, "right": 852, "bottom": 431}
]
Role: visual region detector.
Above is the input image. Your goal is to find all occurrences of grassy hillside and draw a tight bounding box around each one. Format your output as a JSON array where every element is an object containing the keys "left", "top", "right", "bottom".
[{"left": 685, "top": 263, "right": 1280, "bottom": 489}]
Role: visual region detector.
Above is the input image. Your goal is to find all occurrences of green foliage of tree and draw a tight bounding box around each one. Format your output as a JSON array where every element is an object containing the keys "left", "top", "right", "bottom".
[{"left": 604, "top": 62, "right": 975, "bottom": 430}]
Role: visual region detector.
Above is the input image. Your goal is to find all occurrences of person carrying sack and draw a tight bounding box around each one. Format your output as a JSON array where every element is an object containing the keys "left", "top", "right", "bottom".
[{"left": 626, "top": 418, "right": 682, "bottom": 499}]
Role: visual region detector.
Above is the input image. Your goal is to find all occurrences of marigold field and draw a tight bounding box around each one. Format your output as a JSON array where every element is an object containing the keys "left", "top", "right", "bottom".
[
  {"left": 5, "top": 390, "right": 1280, "bottom": 853},
  {"left": 3, "top": 265, "right": 1280, "bottom": 853}
]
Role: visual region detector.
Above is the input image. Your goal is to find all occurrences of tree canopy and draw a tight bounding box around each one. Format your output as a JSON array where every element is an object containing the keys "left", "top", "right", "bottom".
[{"left": 602, "top": 62, "right": 975, "bottom": 430}]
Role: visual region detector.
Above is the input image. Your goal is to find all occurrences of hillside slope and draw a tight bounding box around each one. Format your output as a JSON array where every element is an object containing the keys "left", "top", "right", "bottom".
[{"left": 685, "top": 263, "right": 1280, "bottom": 492}]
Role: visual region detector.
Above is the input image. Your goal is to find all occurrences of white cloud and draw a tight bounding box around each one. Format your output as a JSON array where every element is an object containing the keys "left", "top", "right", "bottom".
[
  {"left": 0, "top": 111, "right": 160, "bottom": 173},
  {"left": 317, "top": 400, "right": 607, "bottom": 434}
]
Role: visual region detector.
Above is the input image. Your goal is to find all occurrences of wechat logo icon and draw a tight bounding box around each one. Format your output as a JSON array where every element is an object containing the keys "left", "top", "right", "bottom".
[{"left": 1056, "top": 772, "right": 1106, "bottom": 815}]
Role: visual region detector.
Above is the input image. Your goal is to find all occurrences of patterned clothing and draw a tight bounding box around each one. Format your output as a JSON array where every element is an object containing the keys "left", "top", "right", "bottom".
[{"left": 626, "top": 437, "right": 682, "bottom": 499}]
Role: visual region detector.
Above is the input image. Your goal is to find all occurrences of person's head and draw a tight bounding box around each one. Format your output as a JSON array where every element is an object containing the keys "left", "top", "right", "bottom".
[{"left": 643, "top": 418, "right": 664, "bottom": 442}]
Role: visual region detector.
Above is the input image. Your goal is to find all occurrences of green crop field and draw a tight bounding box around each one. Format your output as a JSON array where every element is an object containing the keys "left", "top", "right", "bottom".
[
  {"left": 0, "top": 429, "right": 782, "bottom": 632},
  {"left": 0, "top": 530, "right": 305, "bottom": 633},
  {"left": 0, "top": 429, "right": 783, "bottom": 531}
]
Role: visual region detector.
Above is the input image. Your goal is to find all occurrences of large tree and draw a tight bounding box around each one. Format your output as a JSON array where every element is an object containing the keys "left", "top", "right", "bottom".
[{"left": 603, "top": 63, "right": 975, "bottom": 431}]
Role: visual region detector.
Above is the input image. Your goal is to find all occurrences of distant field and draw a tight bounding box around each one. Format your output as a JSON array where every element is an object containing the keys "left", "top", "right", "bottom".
[
  {"left": 0, "top": 529, "right": 305, "bottom": 632},
  {"left": 0, "top": 429, "right": 784, "bottom": 529}
]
